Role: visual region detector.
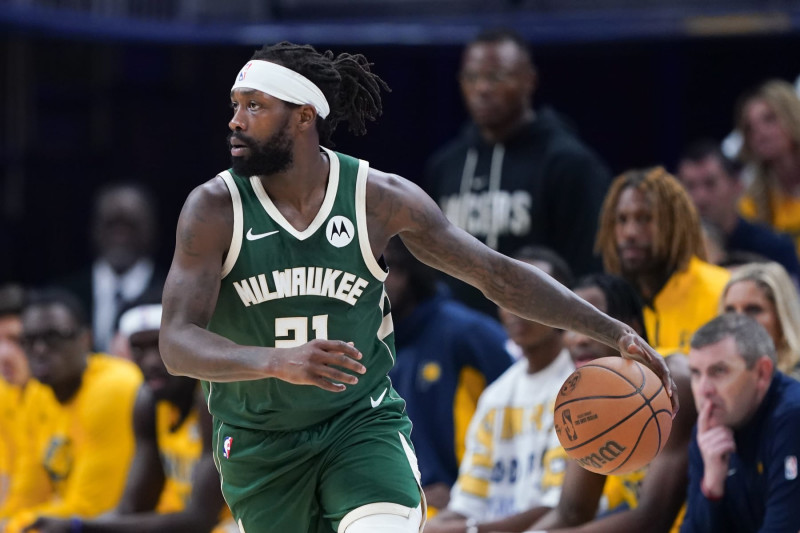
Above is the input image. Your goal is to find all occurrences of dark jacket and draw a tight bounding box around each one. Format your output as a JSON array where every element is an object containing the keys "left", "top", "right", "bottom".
[
  {"left": 682, "top": 372, "right": 800, "bottom": 533},
  {"left": 424, "top": 108, "right": 610, "bottom": 314}
]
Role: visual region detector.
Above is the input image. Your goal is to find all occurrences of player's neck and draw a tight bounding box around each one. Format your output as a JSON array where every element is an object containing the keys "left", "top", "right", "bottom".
[
  {"left": 632, "top": 267, "right": 672, "bottom": 304},
  {"left": 52, "top": 363, "right": 86, "bottom": 404},
  {"left": 257, "top": 149, "right": 330, "bottom": 223},
  {"left": 522, "top": 333, "right": 563, "bottom": 374}
]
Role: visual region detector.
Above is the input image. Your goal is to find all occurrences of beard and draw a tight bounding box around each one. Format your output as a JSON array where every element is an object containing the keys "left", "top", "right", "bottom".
[{"left": 228, "top": 119, "right": 294, "bottom": 177}]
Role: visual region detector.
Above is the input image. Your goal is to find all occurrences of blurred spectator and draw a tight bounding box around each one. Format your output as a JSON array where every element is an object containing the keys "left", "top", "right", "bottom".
[
  {"left": 424, "top": 27, "right": 610, "bottom": 316},
  {"left": 426, "top": 247, "right": 575, "bottom": 533},
  {"left": 0, "top": 289, "right": 141, "bottom": 533},
  {"left": 736, "top": 79, "right": 800, "bottom": 256},
  {"left": 26, "top": 303, "right": 233, "bottom": 533},
  {"left": 57, "top": 183, "right": 165, "bottom": 353},
  {"left": 719, "top": 262, "right": 800, "bottom": 380},
  {"left": 595, "top": 167, "right": 730, "bottom": 354},
  {"left": 385, "top": 237, "right": 513, "bottom": 516},
  {"left": 677, "top": 139, "right": 800, "bottom": 280},
  {"left": 0, "top": 285, "right": 30, "bottom": 508},
  {"left": 682, "top": 313, "right": 800, "bottom": 532},
  {"left": 528, "top": 274, "right": 695, "bottom": 533}
]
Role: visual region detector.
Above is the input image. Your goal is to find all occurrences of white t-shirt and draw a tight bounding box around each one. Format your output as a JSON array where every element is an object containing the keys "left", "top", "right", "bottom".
[{"left": 448, "top": 349, "right": 575, "bottom": 521}]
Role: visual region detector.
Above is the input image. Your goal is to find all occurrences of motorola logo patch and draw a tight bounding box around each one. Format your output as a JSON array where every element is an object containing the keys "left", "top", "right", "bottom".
[{"left": 326, "top": 216, "right": 355, "bottom": 248}]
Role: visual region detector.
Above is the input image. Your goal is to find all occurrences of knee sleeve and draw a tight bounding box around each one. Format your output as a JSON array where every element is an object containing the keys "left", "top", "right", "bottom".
[{"left": 342, "top": 503, "right": 423, "bottom": 533}]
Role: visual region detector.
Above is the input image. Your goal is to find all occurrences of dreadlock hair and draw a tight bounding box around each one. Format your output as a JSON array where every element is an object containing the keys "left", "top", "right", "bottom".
[
  {"left": 573, "top": 274, "right": 648, "bottom": 343},
  {"left": 595, "top": 166, "right": 705, "bottom": 276},
  {"left": 251, "top": 42, "right": 390, "bottom": 147}
]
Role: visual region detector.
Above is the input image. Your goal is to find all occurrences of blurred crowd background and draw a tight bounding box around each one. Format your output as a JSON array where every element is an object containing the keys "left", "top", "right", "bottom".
[{"left": 2, "top": 0, "right": 800, "bottom": 284}]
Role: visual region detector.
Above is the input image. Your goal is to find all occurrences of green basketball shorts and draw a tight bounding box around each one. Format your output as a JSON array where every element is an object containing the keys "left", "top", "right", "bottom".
[{"left": 212, "top": 385, "right": 423, "bottom": 533}]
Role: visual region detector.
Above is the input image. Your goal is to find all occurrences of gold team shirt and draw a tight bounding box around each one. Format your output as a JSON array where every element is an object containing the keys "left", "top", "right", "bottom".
[
  {"left": 154, "top": 401, "right": 201, "bottom": 514},
  {"left": 0, "top": 354, "right": 142, "bottom": 532},
  {"left": 643, "top": 256, "right": 730, "bottom": 355},
  {"left": 154, "top": 400, "right": 233, "bottom": 531},
  {"left": 0, "top": 381, "right": 43, "bottom": 509},
  {"left": 740, "top": 193, "right": 800, "bottom": 258}
]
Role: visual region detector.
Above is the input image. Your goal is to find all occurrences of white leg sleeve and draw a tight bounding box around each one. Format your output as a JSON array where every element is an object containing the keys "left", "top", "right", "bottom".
[{"left": 342, "top": 504, "right": 423, "bottom": 533}]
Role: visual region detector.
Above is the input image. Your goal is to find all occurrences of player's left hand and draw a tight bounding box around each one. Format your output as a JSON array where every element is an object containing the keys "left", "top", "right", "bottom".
[
  {"left": 22, "top": 517, "right": 70, "bottom": 533},
  {"left": 617, "top": 331, "right": 679, "bottom": 416}
]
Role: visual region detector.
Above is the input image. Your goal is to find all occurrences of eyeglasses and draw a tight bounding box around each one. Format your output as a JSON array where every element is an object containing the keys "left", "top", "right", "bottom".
[{"left": 21, "top": 328, "right": 82, "bottom": 350}]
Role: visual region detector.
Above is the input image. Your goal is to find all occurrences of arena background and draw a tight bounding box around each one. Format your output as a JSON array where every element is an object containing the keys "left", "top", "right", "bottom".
[{"left": 2, "top": 0, "right": 800, "bottom": 283}]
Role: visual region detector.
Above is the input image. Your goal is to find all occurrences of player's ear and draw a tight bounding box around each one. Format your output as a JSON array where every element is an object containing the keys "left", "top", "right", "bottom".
[{"left": 297, "top": 105, "right": 317, "bottom": 130}]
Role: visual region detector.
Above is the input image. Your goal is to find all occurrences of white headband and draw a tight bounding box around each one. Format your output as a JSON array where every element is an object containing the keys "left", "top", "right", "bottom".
[
  {"left": 118, "top": 304, "right": 162, "bottom": 337},
  {"left": 232, "top": 60, "right": 330, "bottom": 119}
]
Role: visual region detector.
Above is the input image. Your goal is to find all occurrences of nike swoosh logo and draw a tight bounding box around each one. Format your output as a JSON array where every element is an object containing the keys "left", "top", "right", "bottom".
[
  {"left": 728, "top": 468, "right": 737, "bottom": 476},
  {"left": 246, "top": 228, "right": 279, "bottom": 241},
  {"left": 370, "top": 388, "right": 387, "bottom": 408}
]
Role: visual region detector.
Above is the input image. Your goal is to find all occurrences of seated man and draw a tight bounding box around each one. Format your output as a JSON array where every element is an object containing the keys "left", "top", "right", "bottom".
[
  {"left": 27, "top": 303, "right": 233, "bottom": 533},
  {"left": 426, "top": 247, "right": 576, "bottom": 533},
  {"left": 525, "top": 274, "right": 696, "bottom": 533},
  {"left": 681, "top": 313, "right": 800, "bottom": 532},
  {"left": 677, "top": 139, "right": 800, "bottom": 280},
  {"left": 0, "top": 289, "right": 142, "bottom": 533}
]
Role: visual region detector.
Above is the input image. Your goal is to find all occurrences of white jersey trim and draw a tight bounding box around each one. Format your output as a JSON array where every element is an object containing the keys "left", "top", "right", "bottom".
[
  {"left": 355, "top": 159, "right": 387, "bottom": 281},
  {"left": 249, "top": 147, "right": 340, "bottom": 241},
  {"left": 218, "top": 172, "right": 243, "bottom": 279}
]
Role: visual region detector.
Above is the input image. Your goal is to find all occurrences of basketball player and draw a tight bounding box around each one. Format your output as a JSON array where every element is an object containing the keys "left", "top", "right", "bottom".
[
  {"left": 525, "top": 274, "right": 696, "bottom": 533},
  {"left": 159, "top": 42, "right": 675, "bottom": 533}
]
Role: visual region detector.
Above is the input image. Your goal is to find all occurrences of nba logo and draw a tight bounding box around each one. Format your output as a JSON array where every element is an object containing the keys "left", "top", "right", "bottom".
[
  {"left": 223, "top": 436, "right": 233, "bottom": 459},
  {"left": 785, "top": 455, "right": 797, "bottom": 480},
  {"left": 238, "top": 62, "right": 253, "bottom": 81}
]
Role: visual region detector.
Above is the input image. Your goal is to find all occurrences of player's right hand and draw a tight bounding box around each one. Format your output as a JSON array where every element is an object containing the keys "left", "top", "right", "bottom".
[
  {"left": 268, "top": 339, "right": 366, "bottom": 392},
  {"left": 618, "top": 331, "right": 679, "bottom": 416}
]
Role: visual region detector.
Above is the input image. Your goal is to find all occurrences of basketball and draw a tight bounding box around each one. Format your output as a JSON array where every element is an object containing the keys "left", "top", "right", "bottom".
[{"left": 553, "top": 356, "right": 672, "bottom": 475}]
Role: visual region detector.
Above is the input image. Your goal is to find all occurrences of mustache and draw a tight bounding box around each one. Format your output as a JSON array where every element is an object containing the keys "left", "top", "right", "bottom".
[{"left": 227, "top": 131, "right": 256, "bottom": 150}]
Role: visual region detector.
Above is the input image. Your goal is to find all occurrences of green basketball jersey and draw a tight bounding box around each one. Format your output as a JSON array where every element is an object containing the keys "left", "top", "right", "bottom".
[{"left": 204, "top": 148, "right": 396, "bottom": 431}]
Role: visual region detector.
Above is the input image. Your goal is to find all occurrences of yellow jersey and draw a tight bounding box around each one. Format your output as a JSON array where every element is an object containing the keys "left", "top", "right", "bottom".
[
  {"left": 740, "top": 193, "right": 800, "bottom": 258},
  {"left": 154, "top": 401, "right": 202, "bottom": 514},
  {"left": 643, "top": 256, "right": 730, "bottom": 355},
  {"left": 153, "top": 398, "right": 234, "bottom": 532},
  {"left": 0, "top": 354, "right": 142, "bottom": 532},
  {"left": 0, "top": 381, "right": 42, "bottom": 509}
]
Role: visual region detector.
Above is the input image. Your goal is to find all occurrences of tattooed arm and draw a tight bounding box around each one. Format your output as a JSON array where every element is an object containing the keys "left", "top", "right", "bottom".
[
  {"left": 365, "top": 169, "right": 676, "bottom": 405},
  {"left": 159, "top": 177, "right": 365, "bottom": 390}
]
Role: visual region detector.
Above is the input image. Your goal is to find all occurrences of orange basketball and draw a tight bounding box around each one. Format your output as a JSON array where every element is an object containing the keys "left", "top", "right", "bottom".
[{"left": 554, "top": 356, "right": 672, "bottom": 475}]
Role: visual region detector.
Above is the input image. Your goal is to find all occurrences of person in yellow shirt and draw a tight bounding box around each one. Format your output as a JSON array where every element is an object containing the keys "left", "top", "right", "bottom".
[
  {"left": 736, "top": 79, "right": 800, "bottom": 255},
  {"left": 0, "top": 285, "right": 32, "bottom": 508},
  {"left": 0, "top": 289, "right": 142, "bottom": 533},
  {"left": 25, "top": 303, "right": 232, "bottom": 533},
  {"left": 595, "top": 167, "right": 730, "bottom": 355}
]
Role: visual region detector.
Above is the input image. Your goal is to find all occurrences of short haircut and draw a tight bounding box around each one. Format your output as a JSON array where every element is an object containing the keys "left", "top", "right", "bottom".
[
  {"left": 690, "top": 313, "right": 776, "bottom": 368},
  {"left": 679, "top": 138, "right": 741, "bottom": 177},
  {"left": 573, "top": 274, "right": 647, "bottom": 343},
  {"left": 512, "top": 245, "right": 574, "bottom": 288},
  {"left": 24, "top": 288, "right": 90, "bottom": 329},
  {"left": 469, "top": 27, "right": 533, "bottom": 66},
  {"left": 0, "top": 284, "right": 26, "bottom": 318}
]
